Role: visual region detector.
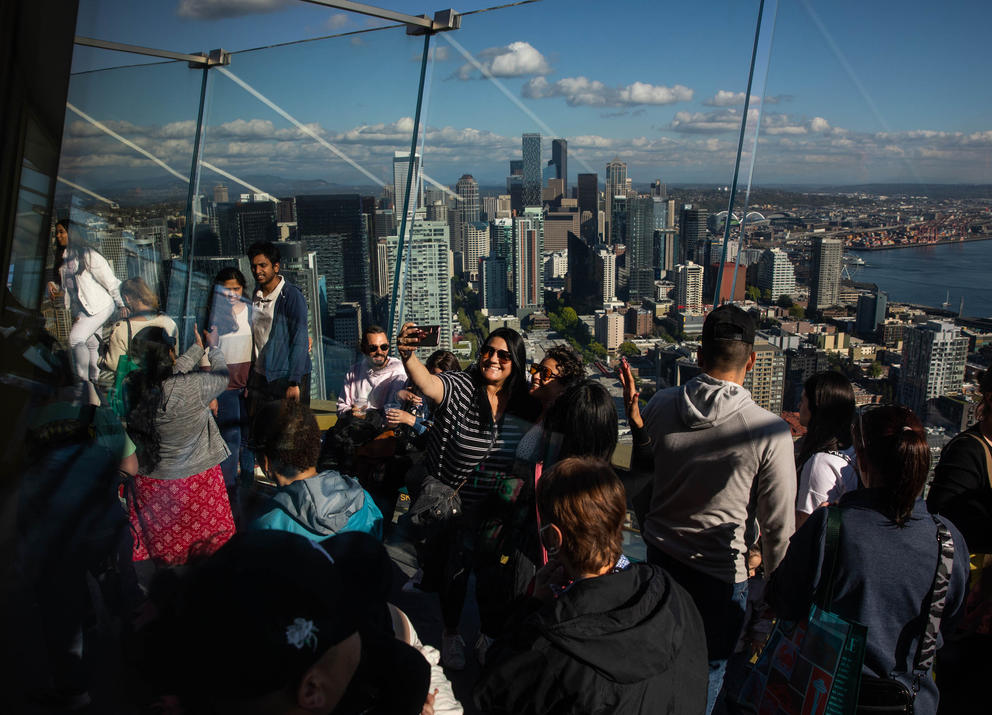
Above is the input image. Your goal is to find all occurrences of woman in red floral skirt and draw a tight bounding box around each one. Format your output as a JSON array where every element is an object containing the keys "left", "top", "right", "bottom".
[{"left": 124, "top": 325, "right": 235, "bottom": 565}]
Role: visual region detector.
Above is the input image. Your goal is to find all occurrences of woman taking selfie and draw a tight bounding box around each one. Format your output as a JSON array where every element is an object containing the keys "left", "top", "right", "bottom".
[{"left": 397, "top": 322, "right": 538, "bottom": 670}]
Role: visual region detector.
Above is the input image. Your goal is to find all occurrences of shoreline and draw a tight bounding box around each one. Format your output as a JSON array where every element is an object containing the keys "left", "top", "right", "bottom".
[{"left": 848, "top": 235, "right": 992, "bottom": 251}]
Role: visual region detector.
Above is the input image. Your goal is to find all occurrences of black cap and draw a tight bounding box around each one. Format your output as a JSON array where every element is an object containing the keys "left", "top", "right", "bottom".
[{"left": 702, "top": 304, "right": 756, "bottom": 344}]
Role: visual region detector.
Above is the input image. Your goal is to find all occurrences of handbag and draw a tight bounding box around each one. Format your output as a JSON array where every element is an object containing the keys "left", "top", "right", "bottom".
[
  {"left": 733, "top": 506, "right": 868, "bottom": 714},
  {"left": 855, "top": 515, "right": 955, "bottom": 714},
  {"left": 107, "top": 320, "right": 139, "bottom": 418},
  {"left": 408, "top": 475, "right": 465, "bottom": 526}
]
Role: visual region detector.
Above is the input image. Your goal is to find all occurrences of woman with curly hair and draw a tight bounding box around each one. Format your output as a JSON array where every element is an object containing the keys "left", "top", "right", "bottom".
[
  {"left": 124, "top": 326, "right": 234, "bottom": 567},
  {"left": 515, "top": 344, "right": 585, "bottom": 465}
]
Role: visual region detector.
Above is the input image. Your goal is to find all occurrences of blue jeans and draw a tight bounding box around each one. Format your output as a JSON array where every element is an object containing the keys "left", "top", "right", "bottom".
[
  {"left": 215, "top": 389, "right": 254, "bottom": 516},
  {"left": 647, "top": 546, "right": 749, "bottom": 715}
]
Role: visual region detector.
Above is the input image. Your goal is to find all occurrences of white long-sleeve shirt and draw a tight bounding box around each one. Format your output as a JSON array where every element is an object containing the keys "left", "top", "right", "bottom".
[{"left": 335, "top": 355, "right": 407, "bottom": 415}]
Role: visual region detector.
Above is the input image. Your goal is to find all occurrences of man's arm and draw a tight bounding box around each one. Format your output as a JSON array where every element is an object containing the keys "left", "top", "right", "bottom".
[
  {"left": 284, "top": 286, "right": 311, "bottom": 401},
  {"left": 336, "top": 368, "right": 357, "bottom": 415},
  {"left": 754, "top": 422, "right": 798, "bottom": 575}
]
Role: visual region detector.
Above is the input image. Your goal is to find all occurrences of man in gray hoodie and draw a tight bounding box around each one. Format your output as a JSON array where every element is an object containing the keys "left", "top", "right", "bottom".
[{"left": 639, "top": 304, "right": 795, "bottom": 713}]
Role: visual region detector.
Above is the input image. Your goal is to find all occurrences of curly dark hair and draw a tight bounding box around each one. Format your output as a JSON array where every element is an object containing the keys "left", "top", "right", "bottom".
[
  {"left": 542, "top": 345, "right": 585, "bottom": 388},
  {"left": 252, "top": 400, "right": 321, "bottom": 477},
  {"left": 125, "top": 326, "right": 176, "bottom": 472}
]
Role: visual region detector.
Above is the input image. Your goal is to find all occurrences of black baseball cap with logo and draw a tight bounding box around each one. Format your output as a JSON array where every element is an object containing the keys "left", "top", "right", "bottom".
[{"left": 702, "top": 304, "right": 756, "bottom": 344}]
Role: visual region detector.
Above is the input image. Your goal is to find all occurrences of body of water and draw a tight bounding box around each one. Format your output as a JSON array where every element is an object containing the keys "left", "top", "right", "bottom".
[{"left": 849, "top": 240, "right": 992, "bottom": 318}]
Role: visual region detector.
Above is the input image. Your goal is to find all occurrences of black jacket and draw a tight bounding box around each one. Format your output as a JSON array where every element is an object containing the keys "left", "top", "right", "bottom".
[
  {"left": 928, "top": 424, "right": 992, "bottom": 552},
  {"left": 474, "top": 562, "right": 707, "bottom": 715}
]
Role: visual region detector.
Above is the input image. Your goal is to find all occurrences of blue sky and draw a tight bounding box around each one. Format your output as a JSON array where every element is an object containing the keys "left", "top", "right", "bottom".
[{"left": 63, "top": 0, "right": 992, "bottom": 194}]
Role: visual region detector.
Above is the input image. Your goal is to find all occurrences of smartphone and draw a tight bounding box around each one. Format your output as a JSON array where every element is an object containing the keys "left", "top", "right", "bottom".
[{"left": 414, "top": 324, "right": 441, "bottom": 347}]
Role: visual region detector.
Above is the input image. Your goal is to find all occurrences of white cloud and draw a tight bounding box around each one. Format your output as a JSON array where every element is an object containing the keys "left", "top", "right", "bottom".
[
  {"left": 176, "top": 0, "right": 292, "bottom": 20},
  {"left": 523, "top": 76, "right": 692, "bottom": 107},
  {"left": 668, "top": 110, "right": 741, "bottom": 133},
  {"left": 455, "top": 41, "right": 551, "bottom": 79},
  {"left": 809, "top": 117, "right": 831, "bottom": 133},
  {"left": 702, "top": 90, "right": 789, "bottom": 107},
  {"left": 325, "top": 13, "right": 349, "bottom": 30}
]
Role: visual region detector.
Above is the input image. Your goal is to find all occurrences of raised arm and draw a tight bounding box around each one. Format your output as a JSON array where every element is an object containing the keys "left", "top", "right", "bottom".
[{"left": 396, "top": 322, "right": 444, "bottom": 405}]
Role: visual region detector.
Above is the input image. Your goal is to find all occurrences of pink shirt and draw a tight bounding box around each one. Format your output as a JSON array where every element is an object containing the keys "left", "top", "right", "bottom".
[{"left": 336, "top": 355, "right": 407, "bottom": 415}]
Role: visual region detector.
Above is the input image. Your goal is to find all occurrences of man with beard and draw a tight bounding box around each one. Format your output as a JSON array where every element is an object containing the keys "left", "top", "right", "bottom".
[{"left": 336, "top": 326, "right": 406, "bottom": 416}]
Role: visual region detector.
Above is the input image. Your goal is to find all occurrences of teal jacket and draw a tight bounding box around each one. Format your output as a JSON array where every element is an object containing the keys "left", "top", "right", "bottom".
[{"left": 251, "top": 469, "right": 382, "bottom": 540}]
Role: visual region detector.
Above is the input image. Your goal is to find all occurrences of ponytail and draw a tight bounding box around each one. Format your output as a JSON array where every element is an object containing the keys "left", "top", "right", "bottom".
[{"left": 855, "top": 405, "right": 929, "bottom": 526}]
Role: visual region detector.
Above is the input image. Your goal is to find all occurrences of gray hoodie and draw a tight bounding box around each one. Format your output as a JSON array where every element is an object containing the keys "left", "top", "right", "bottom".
[{"left": 641, "top": 373, "right": 796, "bottom": 583}]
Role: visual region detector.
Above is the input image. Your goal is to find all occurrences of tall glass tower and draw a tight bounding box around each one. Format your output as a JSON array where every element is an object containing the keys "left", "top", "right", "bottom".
[{"left": 522, "top": 133, "right": 542, "bottom": 207}]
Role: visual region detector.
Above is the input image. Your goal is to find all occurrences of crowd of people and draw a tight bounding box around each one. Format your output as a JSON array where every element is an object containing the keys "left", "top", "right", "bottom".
[{"left": 9, "top": 220, "right": 991, "bottom": 714}]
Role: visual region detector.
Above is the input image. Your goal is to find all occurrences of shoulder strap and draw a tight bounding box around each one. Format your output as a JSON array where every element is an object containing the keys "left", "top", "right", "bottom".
[
  {"left": 912, "top": 517, "right": 955, "bottom": 676},
  {"left": 815, "top": 505, "right": 843, "bottom": 609},
  {"left": 960, "top": 431, "right": 992, "bottom": 489}
]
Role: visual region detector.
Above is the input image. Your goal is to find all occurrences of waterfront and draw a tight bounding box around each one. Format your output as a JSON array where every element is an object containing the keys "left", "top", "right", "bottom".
[{"left": 850, "top": 240, "right": 992, "bottom": 318}]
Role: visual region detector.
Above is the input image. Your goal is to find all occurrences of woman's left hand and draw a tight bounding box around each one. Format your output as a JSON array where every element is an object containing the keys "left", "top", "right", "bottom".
[
  {"left": 193, "top": 323, "right": 204, "bottom": 349},
  {"left": 618, "top": 357, "right": 643, "bottom": 429},
  {"left": 386, "top": 408, "right": 416, "bottom": 427}
]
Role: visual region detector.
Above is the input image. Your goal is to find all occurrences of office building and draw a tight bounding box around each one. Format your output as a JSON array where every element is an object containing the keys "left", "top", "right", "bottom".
[
  {"left": 679, "top": 205, "right": 708, "bottom": 265},
  {"left": 549, "top": 138, "right": 567, "bottom": 194},
  {"left": 296, "top": 194, "right": 371, "bottom": 330},
  {"left": 808, "top": 237, "right": 842, "bottom": 315},
  {"left": 627, "top": 196, "right": 655, "bottom": 303},
  {"left": 784, "top": 346, "right": 829, "bottom": 410},
  {"left": 495, "top": 194, "right": 512, "bottom": 219},
  {"left": 743, "top": 339, "right": 785, "bottom": 415},
  {"left": 462, "top": 221, "right": 490, "bottom": 279},
  {"left": 333, "top": 302, "right": 362, "bottom": 351},
  {"left": 675, "top": 261, "right": 704, "bottom": 313},
  {"left": 566, "top": 232, "right": 598, "bottom": 310},
  {"left": 481, "top": 196, "right": 497, "bottom": 222},
  {"left": 898, "top": 320, "right": 968, "bottom": 419},
  {"left": 544, "top": 205, "right": 579, "bottom": 252},
  {"left": 609, "top": 194, "right": 627, "bottom": 246},
  {"left": 577, "top": 173, "right": 599, "bottom": 245},
  {"left": 522, "top": 133, "right": 542, "bottom": 207},
  {"left": 454, "top": 174, "right": 480, "bottom": 254},
  {"left": 605, "top": 158, "right": 627, "bottom": 240},
  {"left": 213, "top": 183, "right": 229, "bottom": 203},
  {"left": 385, "top": 217, "right": 452, "bottom": 355},
  {"left": 856, "top": 291, "right": 888, "bottom": 338},
  {"left": 757, "top": 248, "right": 796, "bottom": 302},
  {"left": 480, "top": 255, "right": 509, "bottom": 314}
]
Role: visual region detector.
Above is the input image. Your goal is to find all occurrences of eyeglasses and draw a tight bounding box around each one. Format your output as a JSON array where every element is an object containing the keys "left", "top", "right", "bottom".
[
  {"left": 367, "top": 343, "right": 389, "bottom": 353},
  {"left": 480, "top": 345, "right": 512, "bottom": 364},
  {"left": 530, "top": 363, "right": 559, "bottom": 381}
]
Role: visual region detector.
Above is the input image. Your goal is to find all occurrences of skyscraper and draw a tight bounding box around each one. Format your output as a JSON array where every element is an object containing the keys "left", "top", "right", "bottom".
[
  {"left": 743, "top": 339, "right": 785, "bottom": 414},
  {"left": 455, "top": 173, "right": 480, "bottom": 229},
  {"left": 595, "top": 248, "right": 617, "bottom": 304},
  {"left": 462, "top": 222, "right": 490, "bottom": 280},
  {"left": 213, "top": 183, "right": 229, "bottom": 203},
  {"left": 609, "top": 195, "right": 627, "bottom": 246},
  {"left": 549, "top": 138, "right": 567, "bottom": 194},
  {"left": 521, "top": 133, "right": 542, "bottom": 207},
  {"left": 386, "top": 217, "right": 452, "bottom": 354},
  {"left": 605, "top": 158, "right": 627, "bottom": 241},
  {"left": 757, "top": 248, "right": 796, "bottom": 302},
  {"left": 392, "top": 151, "right": 423, "bottom": 224},
  {"left": 808, "top": 237, "right": 842, "bottom": 315},
  {"left": 679, "top": 205, "right": 708, "bottom": 265},
  {"left": 514, "top": 208, "right": 544, "bottom": 315},
  {"left": 296, "top": 194, "right": 371, "bottom": 331},
  {"left": 627, "top": 196, "right": 655, "bottom": 304},
  {"left": 675, "top": 261, "right": 704, "bottom": 313},
  {"left": 898, "top": 320, "right": 968, "bottom": 419},
  {"left": 577, "top": 173, "right": 599, "bottom": 245}
]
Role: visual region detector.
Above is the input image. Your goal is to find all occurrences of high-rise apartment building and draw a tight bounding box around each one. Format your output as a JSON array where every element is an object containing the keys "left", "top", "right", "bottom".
[
  {"left": 627, "top": 196, "right": 655, "bottom": 304},
  {"left": 808, "top": 237, "right": 842, "bottom": 314},
  {"left": 898, "top": 320, "right": 968, "bottom": 419},
  {"left": 522, "top": 133, "right": 542, "bottom": 207},
  {"left": 549, "top": 138, "right": 567, "bottom": 194},
  {"left": 455, "top": 174, "right": 480, "bottom": 251},
  {"left": 480, "top": 255, "right": 509, "bottom": 315},
  {"left": 679, "top": 205, "right": 708, "bottom": 265},
  {"left": 392, "top": 151, "right": 423, "bottom": 223},
  {"left": 743, "top": 339, "right": 785, "bottom": 414},
  {"left": 296, "top": 194, "right": 371, "bottom": 330},
  {"left": 462, "top": 221, "right": 490, "bottom": 280},
  {"left": 675, "top": 261, "right": 704, "bottom": 313},
  {"left": 481, "top": 196, "right": 497, "bottom": 222},
  {"left": 495, "top": 195, "right": 512, "bottom": 219},
  {"left": 757, "top": 248, "right": 796, "bottom": 301},
  {"left": 784, "top": 346, "right": 828, "bottom": 410},
  {"left": 386, "top": 217, "right": 452, "bottom": 354},
  {"left": 596, "top": 248, "right": 617, "bottom": 304},
  {"left": 577, "top": 173, "right": 599, "bottom": 245},
  {"left": 595, "top": 310, "right": 624, "bottom": 351},
  {"left": 605, "top": 158, "right": 627, "bottom": 241},
  {"left": 514, "top": 208, "right": 544, "bottom": 315}
]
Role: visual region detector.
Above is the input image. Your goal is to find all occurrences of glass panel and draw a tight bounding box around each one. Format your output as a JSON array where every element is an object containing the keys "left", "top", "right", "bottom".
[{"left": 196, "top": 27, "right": 427, "bottom": 404}]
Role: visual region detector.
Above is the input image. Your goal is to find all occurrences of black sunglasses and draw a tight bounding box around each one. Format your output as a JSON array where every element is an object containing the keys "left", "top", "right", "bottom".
[
  {"left": 530, "top": 363, "right": 559, "bottom": 380},
  {"left": 480, "top": 345, "right": 512, "bottom": 364},
  {"left": 366, "top": 343, "right": 389, "bottom": 353}
]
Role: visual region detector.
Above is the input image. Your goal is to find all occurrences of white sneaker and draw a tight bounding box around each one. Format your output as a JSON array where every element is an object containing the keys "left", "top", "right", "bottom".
[
  {"left": 441, "top": 633, "right": 466, "bottom": 671},
  {"left": 475, "top": 633, "right": 494, "bottom": 666}
]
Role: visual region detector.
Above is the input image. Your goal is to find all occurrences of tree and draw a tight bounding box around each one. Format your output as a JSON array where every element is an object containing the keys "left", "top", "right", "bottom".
[
  {"left": 869, "top": 360, "right": 882, "bottom": 379},
  {"left": 746, "top": 285, "right": 760, "bottom": 302},
  {"left": 619, "top": 341, "right": 640, "bottom": 358},
  {"left": 776, "top": 294, "right": 794, "bottom": 308},
  {"left": 788, "top": 305, "right": 805, "bottom": 319}
]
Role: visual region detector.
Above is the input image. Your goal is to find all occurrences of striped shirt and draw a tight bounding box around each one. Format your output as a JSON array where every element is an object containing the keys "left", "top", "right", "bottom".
[{"left": 426, "top": 371, "right": 529, "bottom": 499}]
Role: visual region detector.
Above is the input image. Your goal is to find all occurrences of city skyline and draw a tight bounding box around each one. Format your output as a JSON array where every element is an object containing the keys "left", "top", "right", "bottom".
[{"left": 61, "top": 0, "right": 992, "bottom": 199}]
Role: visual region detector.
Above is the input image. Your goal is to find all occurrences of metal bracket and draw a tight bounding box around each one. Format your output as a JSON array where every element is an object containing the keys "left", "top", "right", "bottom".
[
  {"left": 188, "top": 49, "right": 232, "bottom": 69},
  {"left": 406, "top": 9, "right": 462, "bottom": 36}
]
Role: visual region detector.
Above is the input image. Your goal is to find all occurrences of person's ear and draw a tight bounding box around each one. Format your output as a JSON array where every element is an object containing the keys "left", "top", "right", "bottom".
[
  {"left": 297, "top": 664, "right": 327, "bottom": 711},
  {"left": 745, "top": 350, "right": 757, "bottom": 372}
]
